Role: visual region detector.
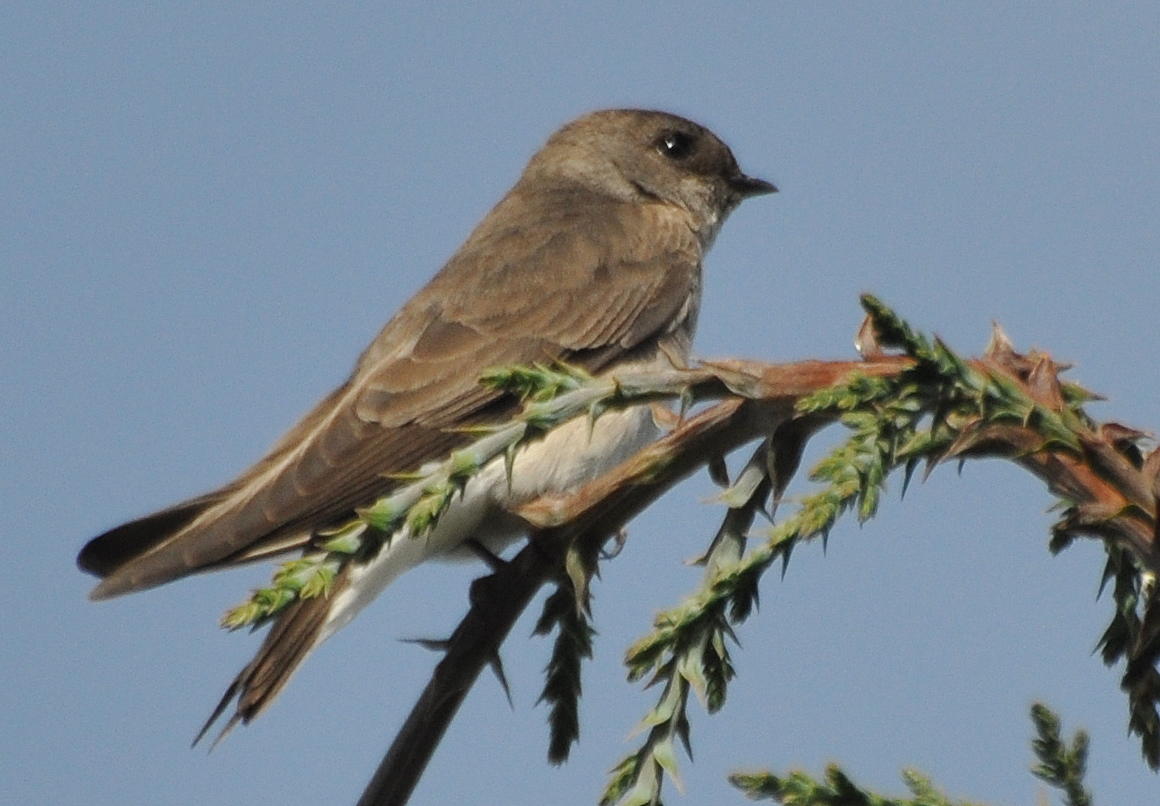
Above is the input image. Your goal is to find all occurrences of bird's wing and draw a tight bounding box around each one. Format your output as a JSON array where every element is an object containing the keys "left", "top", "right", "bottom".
[{"left": 80, "top": 196, "right": 700, "bottom": 599}]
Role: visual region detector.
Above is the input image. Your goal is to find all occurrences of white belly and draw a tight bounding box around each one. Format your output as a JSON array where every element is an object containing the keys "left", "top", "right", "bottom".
[{"left": 318, "top": 403, "right": 658, "bottom": 642}]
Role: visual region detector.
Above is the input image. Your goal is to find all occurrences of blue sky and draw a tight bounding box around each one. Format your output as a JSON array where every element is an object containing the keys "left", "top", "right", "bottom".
[{"left": 4, "top": 4, "right": 1159, "bottom": 804}]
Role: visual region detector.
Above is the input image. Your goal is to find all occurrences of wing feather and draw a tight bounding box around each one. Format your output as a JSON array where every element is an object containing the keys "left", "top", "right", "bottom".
[{"left": 83, "top": 189, "right": 701, "bottom": 599}]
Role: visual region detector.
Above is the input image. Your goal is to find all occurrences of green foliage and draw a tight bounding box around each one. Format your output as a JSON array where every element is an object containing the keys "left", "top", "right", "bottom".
[
  {"left": 534, "top": 572, "right": 597, "bottom": 764},
  {"left": 479, "top": 361, "right": 593, "bottom": 402},
  {"left": 1030, "top": 703, "right": 1093, "bottom": 806},
  {"left": 600, "top": 296, "right": 1131, "bottom": 805},
  {"left": 730, "top": 765, "right": 986, "bottom": 806},
  {"left": 1094, "top": 544, "right": 1160, "bottom": 769},
  {"left": 727, "top": 704, "right": 1093, "bottom": 806},
  {"left": 600, "top": 444, "right": 769, "bottom": 806}
]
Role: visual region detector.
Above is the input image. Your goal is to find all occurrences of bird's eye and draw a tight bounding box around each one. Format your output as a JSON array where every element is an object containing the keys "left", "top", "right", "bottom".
[{"left": 655, "top": 131, "right": 695, "bottom": 160}]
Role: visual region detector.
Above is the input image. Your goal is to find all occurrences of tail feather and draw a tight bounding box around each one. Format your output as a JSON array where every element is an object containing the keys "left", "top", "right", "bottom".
[
  {"left": 78, "top": 495, "right": 220, "bottom": 583},
  {"left": 79, "top": 488, "right": 309, "bottom": 601},
  {"left": 194, "top": 570, "right": 345, "bottom": 748}
]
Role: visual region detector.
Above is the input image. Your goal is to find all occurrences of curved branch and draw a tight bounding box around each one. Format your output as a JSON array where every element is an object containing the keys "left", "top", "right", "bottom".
[
  {"left": 355, "top": 358, "right": 905, "bottom": 806},
  {"left": 355, "top": 312, "right": 1160, "bottom": 804}
]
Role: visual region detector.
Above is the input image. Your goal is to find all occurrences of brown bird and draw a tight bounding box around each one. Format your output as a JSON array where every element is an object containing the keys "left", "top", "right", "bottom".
[{"left": 78, "top": 108, "right": 776, "bottom": 740}]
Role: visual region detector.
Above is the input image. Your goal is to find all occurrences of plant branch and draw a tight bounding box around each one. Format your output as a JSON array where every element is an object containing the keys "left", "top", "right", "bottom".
[
  {"left": 342, "top": 295, "right": 1159, "bottom": 805},
  {"left": 354, "top": 359, "right": 904, "bottom": 806}
]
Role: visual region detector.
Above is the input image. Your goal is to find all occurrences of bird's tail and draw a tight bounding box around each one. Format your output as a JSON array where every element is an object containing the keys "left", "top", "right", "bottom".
[
  {"left": 77, "top": 496, "right": 220, "bottom": 583},
  {"left": 193, "top": 570, "right": 345, "bottom": 748}
]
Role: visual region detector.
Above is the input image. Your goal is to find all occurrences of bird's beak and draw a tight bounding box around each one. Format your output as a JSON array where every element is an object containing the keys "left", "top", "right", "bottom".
[{"left": 730, "top": 174, "right": 778, "bottom": 198}]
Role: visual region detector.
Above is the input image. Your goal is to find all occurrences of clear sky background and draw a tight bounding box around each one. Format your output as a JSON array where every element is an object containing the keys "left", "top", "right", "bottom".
[{"left": 4, "top": 4, "right": 1159, "bottom": 805}]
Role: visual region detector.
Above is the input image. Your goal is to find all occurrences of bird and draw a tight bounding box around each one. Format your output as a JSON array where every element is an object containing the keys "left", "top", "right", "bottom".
[{"left": 77, "top": 108, "right": 776, "bottom": 741}]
